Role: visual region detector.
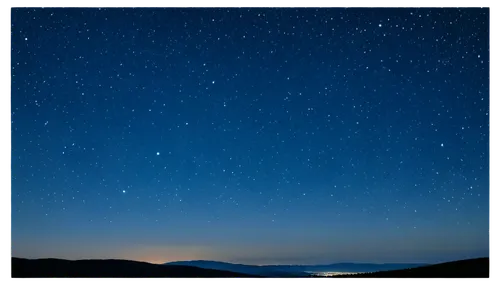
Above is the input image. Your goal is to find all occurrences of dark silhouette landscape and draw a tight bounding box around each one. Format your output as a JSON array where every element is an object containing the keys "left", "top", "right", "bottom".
[
  {"left": 11, "top": 257, "right": 257, "bottom": 278},
  {"left": 165, "top": 260, "right": 426, "bottom": 277},
  {"left": 12, "top": 257, "right": 489, "bottom": 278},
  {"left": 333, "top": 257, "right": 489, "bottom": 278}
]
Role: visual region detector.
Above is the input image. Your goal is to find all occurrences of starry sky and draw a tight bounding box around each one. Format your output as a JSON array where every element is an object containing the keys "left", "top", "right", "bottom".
[{"left": 11, "top": 8, "right": 489, "bottom": 265}]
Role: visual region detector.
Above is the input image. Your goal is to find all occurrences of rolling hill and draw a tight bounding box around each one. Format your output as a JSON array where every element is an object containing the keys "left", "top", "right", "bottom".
[
  {"left": 333, "top": 257, "right": 489, "bottom": 278},
  {"left": 12, "top": 256, "right": 489, "bottom": 278},
  {"left": 11, "top": 257, "right": 257, "bottom": 278}
]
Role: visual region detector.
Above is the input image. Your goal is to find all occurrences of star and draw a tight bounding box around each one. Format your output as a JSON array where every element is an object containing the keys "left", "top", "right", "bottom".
[{"left": 156, "top": 152, "right": 160, "bottom": 156}]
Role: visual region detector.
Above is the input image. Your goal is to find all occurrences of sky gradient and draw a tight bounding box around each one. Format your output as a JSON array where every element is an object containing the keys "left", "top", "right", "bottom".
[{"left": 11, "top": 8, "right": 489, "bottom": 265}]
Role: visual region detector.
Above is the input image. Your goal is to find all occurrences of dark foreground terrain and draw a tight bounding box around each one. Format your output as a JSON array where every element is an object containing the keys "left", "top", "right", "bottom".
[
  {"left": 12, "top": 257, "right": 257, "bottom": 278},
  {"left": 334, "top": 257, "right": 489, "bottom": 278},
  {"left": 11, "top": 257, "right": 496, "bottom": 280}
]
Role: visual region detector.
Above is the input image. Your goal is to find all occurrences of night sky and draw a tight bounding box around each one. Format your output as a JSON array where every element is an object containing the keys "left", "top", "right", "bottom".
[{"left": 11, "top": 8, "right": 489, "bottom": 265}]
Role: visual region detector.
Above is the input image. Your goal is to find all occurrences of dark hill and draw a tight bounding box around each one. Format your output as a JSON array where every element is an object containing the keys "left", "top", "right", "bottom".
[
  {"left": 12, "top": 257, "right": 258, "bottom": 278},
  {"left": 334, "top": 257, "right": 489, "bottom": 278},
  {"left": 165, "top": 260, "right": 309, "bottom": 277}
]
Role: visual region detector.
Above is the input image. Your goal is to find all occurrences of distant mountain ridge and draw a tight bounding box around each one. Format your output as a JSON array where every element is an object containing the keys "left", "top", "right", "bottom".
[
  {"left": 164, "top": 259, "right": 427, "bottom": 277},
  {"left": 165, "top": 260, "right": 306, "bottom": 277}
]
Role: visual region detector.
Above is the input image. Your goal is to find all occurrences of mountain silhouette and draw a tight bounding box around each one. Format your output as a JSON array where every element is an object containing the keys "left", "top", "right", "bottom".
[
  {"left": 12, "top": 257, "right": 489, "bottom": 278},
  {"left": 164, "top": 259, "right": 426, "bottom": 277},
  {"left": 333, "top": 257, "right": 489, "bottom": 278},
  {"left": 165, "top": 260, "right": 308, "bottom": 277},
  {"left": 11, "top": 257, "right": 258, "bottom": 278}
]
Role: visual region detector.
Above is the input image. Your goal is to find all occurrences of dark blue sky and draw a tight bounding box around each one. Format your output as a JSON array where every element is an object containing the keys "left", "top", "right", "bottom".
[{"left": 11, "top": 8, "right": 489, "bottom": 265}]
